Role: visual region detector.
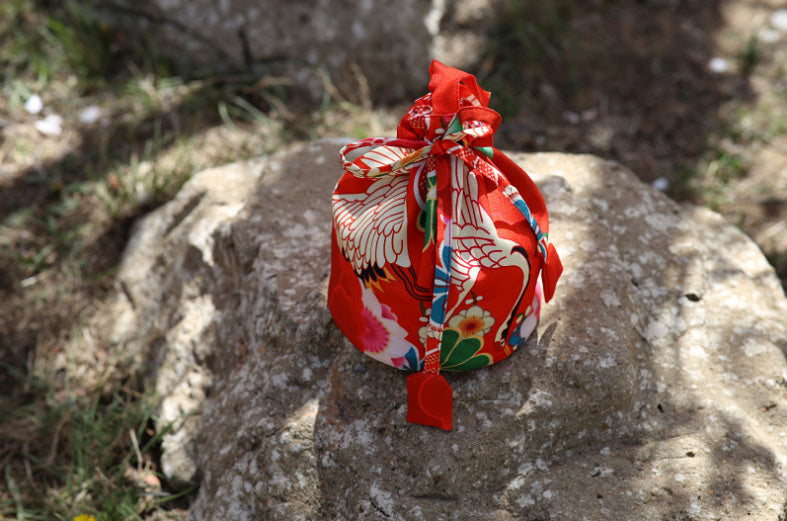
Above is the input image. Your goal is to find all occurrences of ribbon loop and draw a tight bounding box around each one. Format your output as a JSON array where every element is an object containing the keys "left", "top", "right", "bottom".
[{"left": 340, "top": 138, "right": 431, "bottom": 179}]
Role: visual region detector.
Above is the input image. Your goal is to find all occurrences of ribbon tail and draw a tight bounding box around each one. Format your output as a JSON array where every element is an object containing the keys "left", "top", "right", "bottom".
[
  {"left": 407, "top": 154, "right": 454, "bottom": 430},
  {"left": 406, "top": 372, "right": 452, "bottom": 430},
  {"left": 541, "top": 243, "right": 563, "bottom": 303}
]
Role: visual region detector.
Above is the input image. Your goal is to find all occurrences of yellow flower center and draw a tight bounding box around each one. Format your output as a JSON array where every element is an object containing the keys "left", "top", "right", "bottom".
[{"left": 458, "top": 315, "right": 484, "bottom": 337}]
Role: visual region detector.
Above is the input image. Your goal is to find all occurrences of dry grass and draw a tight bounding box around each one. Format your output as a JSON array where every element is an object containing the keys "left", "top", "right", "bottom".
[{"left": 0, "top": 2, "right": 394, "bottom": 519}]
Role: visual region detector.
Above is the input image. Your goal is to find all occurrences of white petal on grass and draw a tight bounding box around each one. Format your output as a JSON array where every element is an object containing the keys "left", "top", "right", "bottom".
[
  {"left": 79, "top": 105, "right": 102, "bottom": 124},
  {"left": 770, "top": 9, "right": 787, "bottom": 32},
  {"left": 24, "top": 94, "right": 43, "bottom": 114},
  {"left": 34, "top": 114, "right": 63, "bottom": 136},
  {"left": 708, "top": 57, "right": 730, "bottom": 74}
]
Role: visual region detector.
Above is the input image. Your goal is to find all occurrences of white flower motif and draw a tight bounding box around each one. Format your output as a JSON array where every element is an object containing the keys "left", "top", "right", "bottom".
[
  {"left": 447, "top": 305, "right": 495, "bottom": 338},
  {"left": 418, "top": 325, "right": 430, "bottom": 347}
]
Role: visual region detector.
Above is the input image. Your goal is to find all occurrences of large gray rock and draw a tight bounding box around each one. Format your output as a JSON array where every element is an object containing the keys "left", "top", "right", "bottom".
[
  {"left": 88, "top": 0, "right": 497, "bottom": 103},
  {"left": 105, "top": 139, "right": 787, "bottom": 520}
]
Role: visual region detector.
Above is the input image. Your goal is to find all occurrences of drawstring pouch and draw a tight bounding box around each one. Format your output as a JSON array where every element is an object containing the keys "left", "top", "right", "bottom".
[{"left": 328, "top": 60, "right": 563, "bottom": 430}]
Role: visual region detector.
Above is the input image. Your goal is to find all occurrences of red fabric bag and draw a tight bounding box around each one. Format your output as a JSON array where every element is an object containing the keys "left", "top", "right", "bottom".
[{"left": 328, "top": 61, "right": 563, "bottom": 430}]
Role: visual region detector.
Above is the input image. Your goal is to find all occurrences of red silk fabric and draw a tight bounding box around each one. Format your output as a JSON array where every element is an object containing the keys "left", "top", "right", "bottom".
[{"left": 328, "top": 61, "right": 563, "bottom": 428}]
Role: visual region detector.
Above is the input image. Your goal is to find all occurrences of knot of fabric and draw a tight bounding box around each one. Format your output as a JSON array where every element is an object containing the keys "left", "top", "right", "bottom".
[
  {"left": 397, "top": 60, "right": 502, "bottom": 144},
  {"left": 342, "top": 60, "right": 504, "bottom": 180},
  {"left": 340, "top": 114, "right": 500, "bottom": 182},
  {"left": 397, "top": 100, "right": 501, "bottom": 146}
]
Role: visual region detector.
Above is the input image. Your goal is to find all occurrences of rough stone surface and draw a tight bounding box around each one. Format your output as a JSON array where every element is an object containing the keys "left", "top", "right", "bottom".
[
  {"left": 105, "top": 139, "right": 787, "bottom": 520},
  {"left": 88, "top": 0, "right": 496, "bottom": 103}
]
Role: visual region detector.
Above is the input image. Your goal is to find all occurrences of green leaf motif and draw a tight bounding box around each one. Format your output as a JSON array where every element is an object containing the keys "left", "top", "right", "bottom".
[
  {"left": 422, "top": 173, "right": 437, "bottom": 250},
  {"left": 439, "top": 329, "right": 494, "bottom": 372},
  {"left": 475, "top": 145, "right": 494, "bottom": 159},
  {"left": 446, "top": 114, "right": 464, "bottom": 135}
]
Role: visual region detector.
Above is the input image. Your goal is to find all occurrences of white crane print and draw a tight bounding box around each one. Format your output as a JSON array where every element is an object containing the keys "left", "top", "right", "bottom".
[
  {"left": 333, "top": 143, "right": 535, "bottom": 347},
  {"left": 447, "top": 155, "right": 532, "bottom": 344},
  {"left": 332, "top": 144, "right": 415, "bottom": 281},
  {"left": 332, "top": 173, "right": 410, "bottom": 278}
]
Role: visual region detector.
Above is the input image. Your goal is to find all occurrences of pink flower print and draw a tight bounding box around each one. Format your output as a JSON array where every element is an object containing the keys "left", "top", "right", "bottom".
[
  {"left": 358, "top": 282, "right": 416, "bottom": 366},
  {"left": 360, "top": 306, "right": 389, "bottom": 353}
]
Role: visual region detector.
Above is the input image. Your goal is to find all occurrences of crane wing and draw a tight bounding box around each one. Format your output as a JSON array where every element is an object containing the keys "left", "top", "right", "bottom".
[
  {"left": 449, "top": 155, "right": 507, "bottom": 271},
  {"left": 332, "top": 175, "right": 411, "bottom": 273}
]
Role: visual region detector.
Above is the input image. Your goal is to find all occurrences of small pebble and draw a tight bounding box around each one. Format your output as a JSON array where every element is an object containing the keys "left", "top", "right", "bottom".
[
  {"left": 20, "top": 276, "right": 37, "bottom": 288},
  {"left": 758, "top": 27, "right": 781, "bottom": 44},
  {"left": 24, "top": 94, "right": 43, "bottom": 114},
  {"left": 562, "top": 111, "right": 580, "bottom": 125},
  {"left": 651, "top": 177, "right": 669, "bottom": 192},
  {"left": 135, "top": 181, "right": 153, "bottom": 204},
  {"left": 581, "top": 108, "right": 598, "bottom": 122}
]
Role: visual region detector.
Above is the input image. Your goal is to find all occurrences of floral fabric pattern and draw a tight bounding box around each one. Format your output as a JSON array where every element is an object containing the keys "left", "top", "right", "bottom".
[
  {"left": 328, "top": 60, "right": 562, "bottom": 377},
  {"left": 447, "top": 305, "right": 495, "bottom": 338}
]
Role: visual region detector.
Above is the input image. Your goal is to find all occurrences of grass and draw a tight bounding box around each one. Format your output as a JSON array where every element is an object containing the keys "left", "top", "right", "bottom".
[
  {"left": 0, "top": 359, "right": 188, "bottom": 521},
  {"left": 0, "top": 2, "right": 396, "bottom": 518},
  {"left": 480, "top": 0, "right": 787, "bottom": 291},
  {"left": 1, "top": 5, "right": 301, "bottom": 275},
  {"left": 478, "top": 2, "right": 581, "bottom": 118},
  {"left": 0, "top": 2, "right": 285, "bottom": 519}
]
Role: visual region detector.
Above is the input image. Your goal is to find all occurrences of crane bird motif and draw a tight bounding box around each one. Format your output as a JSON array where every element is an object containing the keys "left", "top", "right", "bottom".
[
  {"left": 446, "top": 154, "right": 532, "bottom": 344},
  {"left": 333, "top": 143, "right": 535, "bottom": 348},
  {"left": 332, "top": 145, "right": 413, "bottom": 284}
]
